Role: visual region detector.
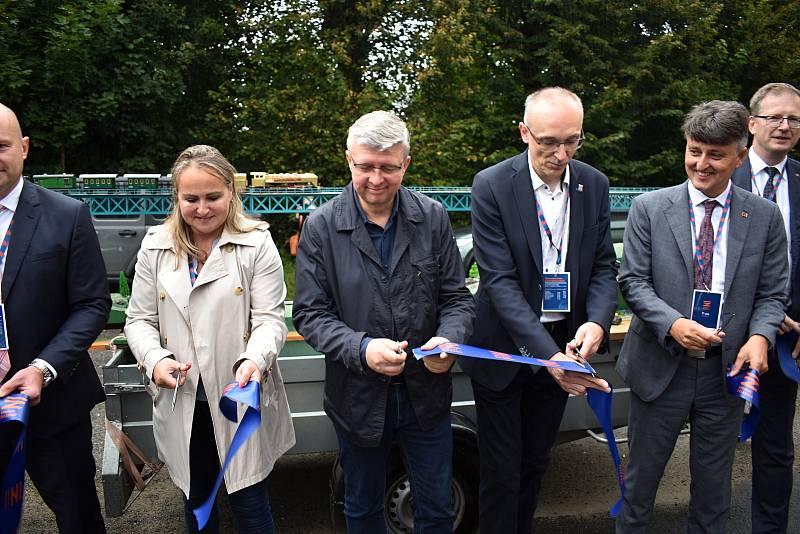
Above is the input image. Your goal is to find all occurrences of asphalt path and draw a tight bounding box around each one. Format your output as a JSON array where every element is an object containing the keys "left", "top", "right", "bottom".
[{"left": 15, "top": 338, "right": 800, "bottom": 533}]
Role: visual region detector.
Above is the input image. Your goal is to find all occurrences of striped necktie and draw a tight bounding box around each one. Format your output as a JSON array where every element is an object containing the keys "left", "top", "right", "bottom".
[{"left": 762, "top": 167, "right": 780, "bottom": 203}]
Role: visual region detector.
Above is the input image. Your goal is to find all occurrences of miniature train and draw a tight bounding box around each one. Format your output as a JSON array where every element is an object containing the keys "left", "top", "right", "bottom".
[{"left": 29, "top": 172, "right": 319, "bottom": 190}]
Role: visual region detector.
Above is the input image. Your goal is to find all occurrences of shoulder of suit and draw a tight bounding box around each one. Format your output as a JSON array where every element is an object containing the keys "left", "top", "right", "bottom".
[
  {"left": 141, "top": 224, "right": 173, "bottom": 249},
  {"left": 25, "top": 180, "right": 84, "bottom": 212},
  {"left": 569, "top": 158, "right": 608, "bottom": 182}
]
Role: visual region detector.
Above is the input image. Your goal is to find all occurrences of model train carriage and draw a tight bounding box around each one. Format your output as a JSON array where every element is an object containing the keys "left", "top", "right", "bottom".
[
  {"left": 31, "top": 174, "right": 77, "bottom": 189},
  {"left": 121, "top": 174, "right": 161, "bottom": 189},
  {"left": 79, "top": 173, "right": 117, "bottom": 189},
  {"left": 250, "top": 172, "right": 318, "bottom": 188}
]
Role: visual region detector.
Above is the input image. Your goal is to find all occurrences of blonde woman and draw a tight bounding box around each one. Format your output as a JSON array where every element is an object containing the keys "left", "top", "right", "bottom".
[{"left": 125, "top": 145, "right": 295, "bottom": 533}]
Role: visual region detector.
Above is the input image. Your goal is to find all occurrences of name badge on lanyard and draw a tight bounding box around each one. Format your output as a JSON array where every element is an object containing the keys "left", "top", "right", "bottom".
[
  {"left": 691, "top": 289, "right": 723, "bottom": 329},
  {"left": 536, "top": 186, "right": 570, "bottom": 312},
  {"left": 542, "top": 272, "right": 571, "bottom": 312}
]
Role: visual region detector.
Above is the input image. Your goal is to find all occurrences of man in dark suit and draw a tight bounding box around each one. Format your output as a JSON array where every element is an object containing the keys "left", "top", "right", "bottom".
[
  {"left": 0, "top": 103, "right": 110, "bottom": 533},
  {"left": 616, "top": 100, "right": 788, "bottom": 533},
  {"left": 461, "top": 87, "right": 618, "bottom": 534},
  {"left": 731, "top": 82, "right": 800, "bottom": 534}
]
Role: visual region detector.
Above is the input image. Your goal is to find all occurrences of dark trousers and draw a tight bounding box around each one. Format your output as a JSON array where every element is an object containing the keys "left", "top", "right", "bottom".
[
  {"left": 751, "top": 348, "right": 797, "bottom": 534},
  {"left": 183, "top": 401, "right": 275, "bottom": 534},
  {"left": 336, "top": 383, "right": 454, "bottom": 534},
  {"left": 471, "top": 320, "right": 569, "bottom": 534},
  {"left": 616, "top": 354, "right": 742, "bottom": 534},
  {"left": 26, "top": 415, "right": 105, "bottom": 534}
]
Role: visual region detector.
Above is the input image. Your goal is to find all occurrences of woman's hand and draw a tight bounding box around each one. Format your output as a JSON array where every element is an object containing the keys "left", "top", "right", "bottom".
[
  {"left": 235, "top": 359, "right": 262, "bottom": 388},
  {"left": 152, "top": 358, "right": 192, "bottom": 388}
]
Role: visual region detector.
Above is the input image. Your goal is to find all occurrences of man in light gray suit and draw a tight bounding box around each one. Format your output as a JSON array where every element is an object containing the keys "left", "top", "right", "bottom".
[{"left": 616, "top": 100, "right": 788, "bottom": 533}]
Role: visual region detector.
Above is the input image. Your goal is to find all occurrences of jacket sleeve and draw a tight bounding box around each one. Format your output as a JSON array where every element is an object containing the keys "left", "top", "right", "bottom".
[
  {"left": 584, "top": 177, "right": 619, "bottom": 336},
  {"left": 618, "top": 196, "right": 684, "bottom": 346},
  {"left": 292, "top": 217, "right": 368, "bottom": 374},
  {"left": 434, "top": 207, "right": 475, "bottom": 344},
  {"left": 38, "top": 202, "right": 111, "bottom": 380},
  {"left": 124, "top": 242, "right": 173, "bottom": 379},
  {"left": 747, "top": 204, "right": 789, "bottom": 343},
  {"left": 237, "top": 231, "right": 288, "bottom": 374},
  {"left": 471, "top": 170, "right": 561, "bottom": 359}
]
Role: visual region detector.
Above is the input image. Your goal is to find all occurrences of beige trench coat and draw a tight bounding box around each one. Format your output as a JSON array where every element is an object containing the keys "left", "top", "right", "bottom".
[{"left": 124, "top": 222, "right": 295, "bottom": 496}]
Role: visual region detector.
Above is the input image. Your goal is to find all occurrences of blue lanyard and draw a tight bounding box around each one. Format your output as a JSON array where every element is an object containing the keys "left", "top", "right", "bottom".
[
  {"left": 688, "top": 188, "right": 732, "bottom": 286},
  {"left": 534, "top": 185, "right": 570, "bottom": 266}
]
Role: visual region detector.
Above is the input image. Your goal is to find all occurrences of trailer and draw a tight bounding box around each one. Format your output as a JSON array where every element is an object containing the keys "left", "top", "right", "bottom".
[{"left": 100, "top": 304, "right": 631, "bottom": 533}]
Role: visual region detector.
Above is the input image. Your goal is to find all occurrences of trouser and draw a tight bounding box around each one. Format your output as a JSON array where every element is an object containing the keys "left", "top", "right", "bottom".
[
  {"left": 26, "top": 415, "right": 106, "bottom": 534},
  {"left": 616, "top": 353, "right": 742, "bottom": 534},
  {"left": 336, "top": 383, "right": 453, "bottom": 534},
  {"left": 471, "top": 319, "right": 569, "bottom": 534},
  {"left": 751, "top": 347, "right": 797, "bottom": 534},
  {"left": 183, "top": 400, "right": 275, "bottom": 534}
]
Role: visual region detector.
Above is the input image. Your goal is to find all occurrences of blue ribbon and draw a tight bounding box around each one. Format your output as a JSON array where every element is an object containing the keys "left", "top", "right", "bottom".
[
  {"left": 726, "top": 367, "right": 760, "bottom": 442},
  {"left": 586, "top": 388, "right": 625, "bottom": 517},
  {"left": 0, "top": 394, "right": 29, "bottom": 534},
  {"left": 412, "top": 342, "right": 596, "bottom": 374},
  {"left": 776, "top": 331, "right": 800, "bottom": 383},
  {"left": 192, "top": 381, "right": 261, "bottom": 531}
]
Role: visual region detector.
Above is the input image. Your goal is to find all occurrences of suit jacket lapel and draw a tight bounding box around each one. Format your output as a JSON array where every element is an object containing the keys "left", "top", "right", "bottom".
[
  {"left": 664, "top": 184, "right": 694, "bottom": 284},
  {"left": 3, "top": 181, "right": 40, "bottom": 302},
  {"left": 787, "top": 159, "right": 800, "bottom": 285},
  {"left": 192, "top": 247, "right": 228, "bottom": 289},
  {"left": 731, "top": 158, "right": 752, "bottom": 191},
  {"left": 724, "top": 186, "right": 751, "bottom": 291},
  {"left": 566, "top": 164, "right": 584, "bottom": 296},
  {"left": 158, "top": 250, "right": 192, "bottom": 325},
  {"left": 512, "top": 153, "right": 543, "bottom": 274}
]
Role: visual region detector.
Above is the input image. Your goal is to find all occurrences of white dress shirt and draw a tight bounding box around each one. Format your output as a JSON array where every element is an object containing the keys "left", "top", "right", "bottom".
[
  {"left": 529, "top": 158, "right": 571, "bottom": 323},
  {"left": 687, "top": 180, "right": 731, "bottom": 295},
  {"left": 747, "top": 148, "right": 791, "bottom": 276}
]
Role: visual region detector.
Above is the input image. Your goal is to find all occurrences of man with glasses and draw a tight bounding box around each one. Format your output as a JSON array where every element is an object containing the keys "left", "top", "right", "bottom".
[
  {"left": 731, "top": 82, "right": 800, "bottom": 534},
  {"left": 293, "top": 110, "right": 474, "bottom": 533},
  {"left": 460, "top": 87, "right": 617, "bottom": 533}
]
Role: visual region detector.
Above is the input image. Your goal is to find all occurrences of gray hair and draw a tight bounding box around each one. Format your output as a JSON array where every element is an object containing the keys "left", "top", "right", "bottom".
[
  {"left": 346, "top": 111, "right": 410, "bottom": 156},
  {"left": 523, "top": 87, "right": 583, "bottom": 122},
  {"left": 749, "top": 82, "right": 800, "bottom": 115},
  {"left": 681, "top": 100, "right": 749, "bottom": 149}
]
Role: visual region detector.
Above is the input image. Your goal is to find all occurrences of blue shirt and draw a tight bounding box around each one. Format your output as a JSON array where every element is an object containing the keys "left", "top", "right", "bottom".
[{"left": 353, "top": 187, "right": 401, "bottom": 367}]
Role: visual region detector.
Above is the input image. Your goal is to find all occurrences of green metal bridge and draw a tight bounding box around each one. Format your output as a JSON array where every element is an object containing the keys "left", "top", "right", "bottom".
[{"left": 58, "top": 186, "right": 657, "bottom": 216}]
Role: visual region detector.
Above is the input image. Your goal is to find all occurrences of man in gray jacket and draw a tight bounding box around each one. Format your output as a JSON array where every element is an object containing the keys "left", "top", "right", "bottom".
[
  {"left": 293, "top": 111, "right": 475, "bottom": 534},
  {"left": 616, "top": 100, "right": 788, "bottom": 533}
]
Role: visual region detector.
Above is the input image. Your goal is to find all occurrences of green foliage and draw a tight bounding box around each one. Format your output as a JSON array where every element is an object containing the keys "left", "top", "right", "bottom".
[
  {"left": 118, "top": 271, "right": 130, "bottom": 297},
  {"left": 2, "top": 0, "right": 799, "bottom": 186}
]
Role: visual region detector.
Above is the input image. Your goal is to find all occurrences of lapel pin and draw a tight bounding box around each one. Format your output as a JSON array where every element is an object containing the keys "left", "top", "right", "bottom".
[
  {"left": 577, "top": 184, "right": 583, "bottom": 192},
  {"left": 740, "top": 210, "right": 749, "bottom": 218}
]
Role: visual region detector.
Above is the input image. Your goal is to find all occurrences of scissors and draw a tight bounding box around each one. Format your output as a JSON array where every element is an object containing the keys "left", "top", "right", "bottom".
[
  {"left": 568, "top": 342, "right": 598, "bottom": 378},
  {"left": 171, "top": 366, "right": 182, "bottom": 412}
]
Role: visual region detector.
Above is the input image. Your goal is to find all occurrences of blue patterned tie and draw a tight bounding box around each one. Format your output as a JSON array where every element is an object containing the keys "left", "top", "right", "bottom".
[{"left": 762, "top": 167, "right": 780, "bottom": 203}]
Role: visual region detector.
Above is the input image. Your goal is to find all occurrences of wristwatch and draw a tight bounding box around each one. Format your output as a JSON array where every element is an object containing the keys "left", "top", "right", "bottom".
[{"left": 29, "top": 359, "right": 55, "bottom": 387}]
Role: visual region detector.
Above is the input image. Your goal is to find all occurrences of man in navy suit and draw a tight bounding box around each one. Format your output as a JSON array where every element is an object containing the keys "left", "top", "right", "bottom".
[
  {"left": 460, "top": 87, "right": 618, "bottom": 534},
  {"left": 731, "top": 82, "right": 800, "bottom": 534},
  {"left": 0, "top": 103, "right": 110, "bottom": 533}
]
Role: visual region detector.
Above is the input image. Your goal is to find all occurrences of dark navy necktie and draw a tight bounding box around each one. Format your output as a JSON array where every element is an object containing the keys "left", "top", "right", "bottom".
[{"left": 762, "top": 166, "right": 780, "bottom": 203}]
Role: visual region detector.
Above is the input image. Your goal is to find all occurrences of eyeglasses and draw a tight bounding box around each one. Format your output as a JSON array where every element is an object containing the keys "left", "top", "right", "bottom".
[
  {"left": 752, "top": 115, "right": 800, "bottom": 129},
  {"left": 523, "top": 123, "right": 584, "bottom": 152},
  {"left": 350, "top": 162, "right": 405, "bottom": 176}
]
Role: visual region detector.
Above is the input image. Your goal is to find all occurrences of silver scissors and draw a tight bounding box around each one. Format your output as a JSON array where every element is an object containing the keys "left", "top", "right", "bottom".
[{"left": 171, "top": 366, "right": 181, "bottom": 412}]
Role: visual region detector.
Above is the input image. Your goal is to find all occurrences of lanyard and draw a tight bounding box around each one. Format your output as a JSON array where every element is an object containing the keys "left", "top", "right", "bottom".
[
  {"left": 750, "top": 166, "right": 785, "bottom": 197},
  {"left": 0, "top": 219, "right": 14, "bottom": 301},
  {"left": 534, "top": 185, "right": 570, "bottom": 266},
  {"left": 688, "top": 187, "right": 732, "bottom": 287}
]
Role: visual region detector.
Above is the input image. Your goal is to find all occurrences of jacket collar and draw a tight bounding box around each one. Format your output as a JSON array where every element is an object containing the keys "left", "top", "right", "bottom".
[
  {"left": 3, "top": 180, "right": 41, "bottom": 301},
  {"left": 334, "top": 183, "right": 423, "bottom": 232}
]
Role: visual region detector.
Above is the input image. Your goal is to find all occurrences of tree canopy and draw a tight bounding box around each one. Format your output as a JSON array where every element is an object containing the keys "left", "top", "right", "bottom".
[{"left": 3, "top": 0, "right": 799, "bottom": 186}]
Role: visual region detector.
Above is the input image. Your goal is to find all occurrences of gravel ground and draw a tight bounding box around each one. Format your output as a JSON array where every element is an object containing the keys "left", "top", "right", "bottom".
[{"left": 14, "top": 332, "right": 800, "bottom": 533}]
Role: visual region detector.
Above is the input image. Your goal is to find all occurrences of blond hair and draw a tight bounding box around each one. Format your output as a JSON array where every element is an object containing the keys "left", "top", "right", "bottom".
[{"left": 166, "top": 145, "right": 261, "bottom": 264}]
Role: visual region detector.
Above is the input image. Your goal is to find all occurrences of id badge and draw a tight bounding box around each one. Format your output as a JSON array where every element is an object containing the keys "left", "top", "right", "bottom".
[
  {"left": 690, "top": 290, "right": 723, "bottom": 329},
  {"left": 0, "top": 303, "right": 9, "bottom": 350},
  {"left": 542, "top": 272, "right": 571, "bottom": 312}
]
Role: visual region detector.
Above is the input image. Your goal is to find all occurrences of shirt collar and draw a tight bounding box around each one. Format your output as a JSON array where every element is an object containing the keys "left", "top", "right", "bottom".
[
  {"left": 528, "top": 154, "right": 570, "bottom": 193},
  {"left": 0, "top": 177, "right": 24, "bottom": 213},
  {"left": 748, "top": 146, "right": 787, "bottom": 176},
  {"left": 687, "top": 178, "right": 732, "bottom": 207},
  {"left": 352, "top": 186, "right": 399, "bottom": 226}
]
